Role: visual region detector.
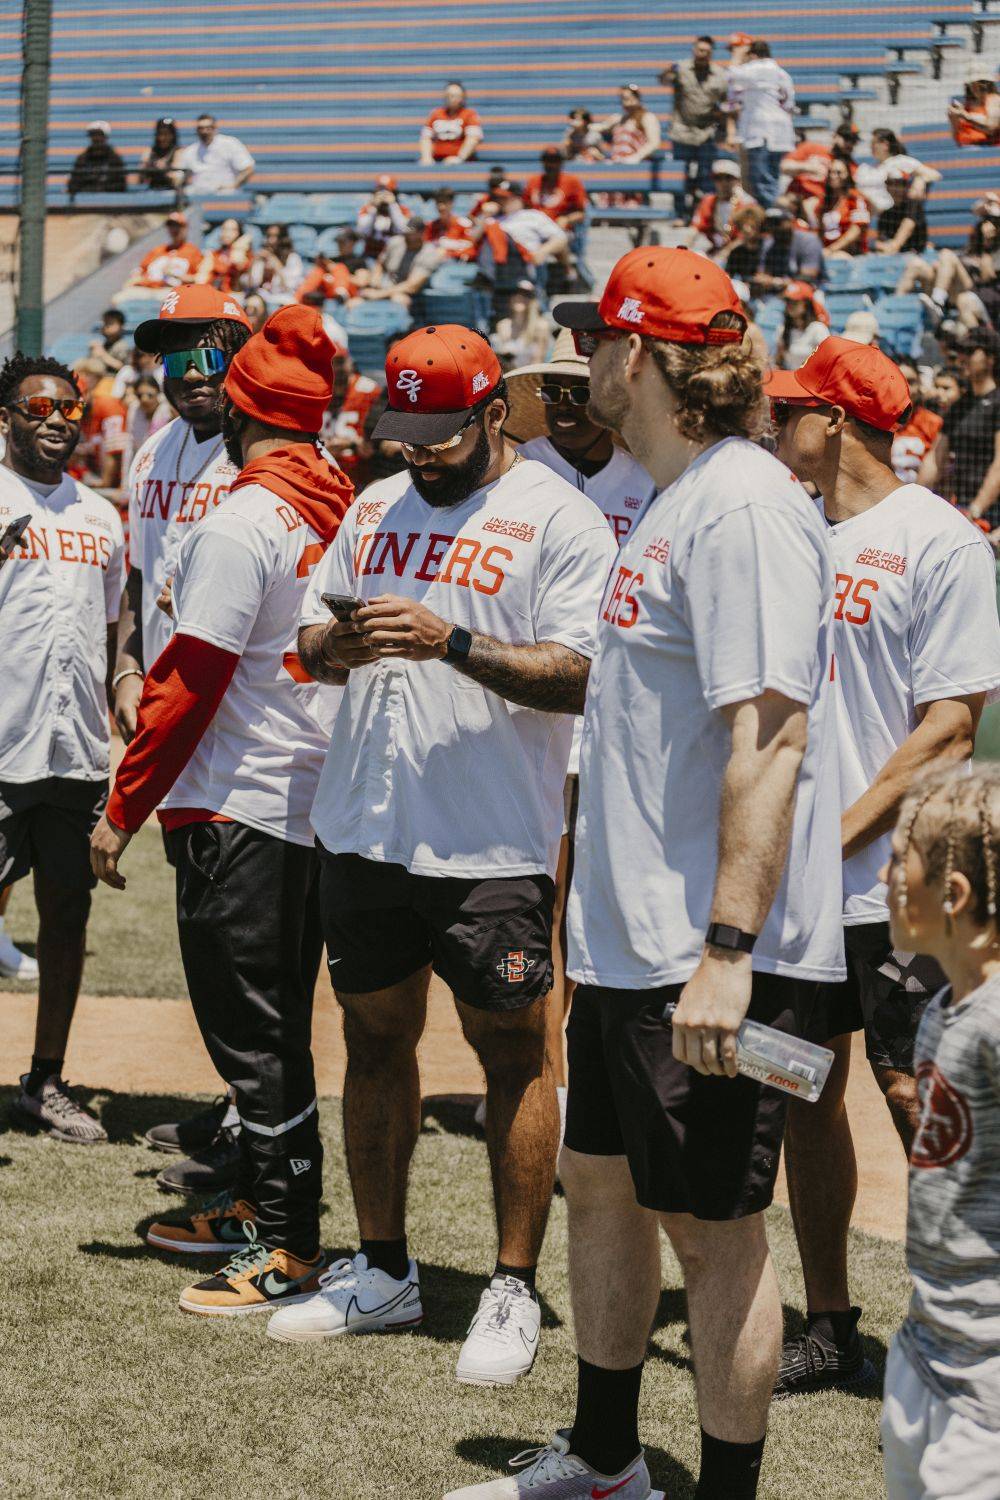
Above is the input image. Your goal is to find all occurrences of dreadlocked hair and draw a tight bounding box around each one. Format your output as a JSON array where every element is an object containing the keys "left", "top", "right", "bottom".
[
  {"left": 209, "top": 317, "right": 252, "bottom": 364},
  {"left": 645, "top": 312, "right": 768, "bottom": 444},
  {"left": 0, "top": 351, "right": 78, "bottom": 408},
  {"left": 896, "top": 764, "right": 1000, "bottom": 924}
]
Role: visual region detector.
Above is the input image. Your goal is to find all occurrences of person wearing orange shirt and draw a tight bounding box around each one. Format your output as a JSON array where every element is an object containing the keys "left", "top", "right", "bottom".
[
  {"left": 689, "top": 158, "right": 757, "bottom": 251},
  {"left": 128, "top": 211, "right": 202, "bottom": 290},
  {"left": 523, "top": 148, "right": 588, "bottom": 232},
  {"left": 948, "top": 74, "right": 1000, "bottom": 147},
  {"left": 419, "top": 81, "right": 484, "bottom": 165},
  {"left": 892, "top": 362, "right": 945, "bottom": 485},
  {"left": 296, "top": 258, "right": 358, "bottom": 306},
  {"left": 321, "top": 351, "right": 385, "bottom": 491},
  {"left": 806, "top": 159, "right": 870, "bottom": 257},
  {"left": 424, "top": 188, "right": 479, "bottom": 261},
  {"left": 72, "top": 361, "right": 128, "bottom": 490}
]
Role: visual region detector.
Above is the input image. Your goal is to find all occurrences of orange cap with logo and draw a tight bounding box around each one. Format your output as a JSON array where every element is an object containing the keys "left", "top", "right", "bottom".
[
  {"left": 134, "top": 284, "right": 251, "bottom": 352},
  {"left": 553, "top": 246, "right": 746, "bottom": 346},
  {"left": 374, "top": 325, "right": 503, "bottom": 445},
  {"left": 764, "top": 336, "right": 911, "bottom": 432}
]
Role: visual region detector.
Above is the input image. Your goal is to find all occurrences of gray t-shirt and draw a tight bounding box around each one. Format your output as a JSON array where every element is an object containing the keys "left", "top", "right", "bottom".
[
  {"left": 898, "top": 973, "right": 1000, "bottom": 1428},
  {"left": 669, "top": 60, "right": 728, "bottom": 147},
  {"left": 381, "top": 237, "right": 442, "bottom": 286}
]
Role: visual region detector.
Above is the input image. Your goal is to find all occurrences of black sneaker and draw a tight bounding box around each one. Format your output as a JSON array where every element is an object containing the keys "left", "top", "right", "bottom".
[
  {"left": 773, "top": 1307, "right": 877, "bottom": 1400},
  {"left": 144, "top": 1095, "right": 232, "bottom": 1155},
  {"left": 155, "top": 1125, "right": 242, "bottom": 1196}
]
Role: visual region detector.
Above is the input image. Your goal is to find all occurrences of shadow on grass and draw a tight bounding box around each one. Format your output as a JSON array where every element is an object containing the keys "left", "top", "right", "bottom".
[
  {"left": 455, "top": 1435, "right": 695, "bottom": 1497},
  {"left": 419, "top": 1261, "right": 562, "bottom": 1341},
  {"left": 422, "top": 1094, "right": 484, "bottom": 1140}
]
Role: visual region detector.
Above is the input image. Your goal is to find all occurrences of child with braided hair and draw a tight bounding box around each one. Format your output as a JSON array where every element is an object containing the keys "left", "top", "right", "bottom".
[{"left": 881, "top": 762, "right": 1000, "bottom": 1499}]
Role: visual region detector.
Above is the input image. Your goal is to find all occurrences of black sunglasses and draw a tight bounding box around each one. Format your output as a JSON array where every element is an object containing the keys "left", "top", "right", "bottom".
[{"left": 540, "top": 383, "right": 590, "bottom": 407}]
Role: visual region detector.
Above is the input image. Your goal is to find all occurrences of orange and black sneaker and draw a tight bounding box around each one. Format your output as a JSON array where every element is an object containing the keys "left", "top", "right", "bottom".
[
  {"left": 178, "top": 1223, "right": 330, "bottom": 1318},
  {"left": 146, "top": 1192, "right": 256, "bottom": 1255}
]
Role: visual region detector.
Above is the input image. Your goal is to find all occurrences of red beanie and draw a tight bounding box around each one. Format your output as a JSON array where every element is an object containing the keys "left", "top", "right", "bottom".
[{"left": 224, "top": 305, "right": 337, "bottom": 433}]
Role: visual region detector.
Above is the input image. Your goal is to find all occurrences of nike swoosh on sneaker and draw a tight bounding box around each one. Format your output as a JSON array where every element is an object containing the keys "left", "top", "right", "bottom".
[
  {"left": 262, "top": 1268, "right": 316, "bottom": 1297},
  {"left": 346, "top": 1285, "right": 417, "bottom": 1323},
  {"left": 591, "top": 1477, "right": 638, "bottom": 1499}
]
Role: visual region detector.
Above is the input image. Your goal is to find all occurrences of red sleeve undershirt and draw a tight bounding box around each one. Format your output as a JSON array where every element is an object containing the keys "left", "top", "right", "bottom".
[{"left": 107, "top": 632, "right": 239, "bottom": 834}]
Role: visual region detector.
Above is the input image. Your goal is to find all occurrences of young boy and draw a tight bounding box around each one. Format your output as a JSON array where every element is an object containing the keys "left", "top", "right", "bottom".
[{"left": 881, "top": 762, "right": 1000, "bottom": 1498}]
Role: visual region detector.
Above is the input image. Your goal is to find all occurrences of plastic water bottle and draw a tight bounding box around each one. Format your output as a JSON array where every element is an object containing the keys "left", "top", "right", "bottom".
[{"left": 662, "top": 1003, "right": 835, "bottom": 1102}]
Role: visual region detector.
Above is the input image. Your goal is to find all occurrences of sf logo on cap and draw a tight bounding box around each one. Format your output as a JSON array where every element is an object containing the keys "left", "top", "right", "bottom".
[
  {"left": 396, "top": 369, "right": 423, "bottom": 404},
  {"left": 161, "top": 290, "right": 181, "bottom": 315},
  {"left": 471, "top": 371, "right": 490, "bottom": 395},
  {"left": 616, "top": 297, "right": 644, "bottom": 325}
]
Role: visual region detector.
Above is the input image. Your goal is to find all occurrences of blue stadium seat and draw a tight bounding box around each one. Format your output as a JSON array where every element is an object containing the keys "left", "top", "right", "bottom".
[
  {"left": 874, "top": 294, "right": 927, "bottom": 358},
  {"left": 341, "top": 302, "right": 413, "bottom": 338},
  {"left": 287, "top": 224, "right": 319, "bottom": 258},
  {"left": 823, "top": 258, "right": 876, "bottom": 292},
  {"left": 49, "top": 332, "right": 95, "bottom": 366}
]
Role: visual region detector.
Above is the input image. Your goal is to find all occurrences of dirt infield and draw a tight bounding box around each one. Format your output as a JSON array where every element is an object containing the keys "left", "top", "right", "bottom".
[{"left": 0, "top": 968, "right": 909, "bottom": 1242}]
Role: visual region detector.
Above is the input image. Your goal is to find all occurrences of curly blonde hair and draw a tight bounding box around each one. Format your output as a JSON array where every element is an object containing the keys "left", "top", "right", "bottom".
[
  {"left": 896, "top": 763, "right": 1000, "bottom": 924},
  {"left": 646, "top": 312, "right": 768, "bottom": 444}
]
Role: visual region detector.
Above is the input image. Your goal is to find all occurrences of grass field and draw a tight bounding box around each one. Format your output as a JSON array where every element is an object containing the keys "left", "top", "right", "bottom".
[{"left": 1, "top": 1091, "right": 906, "bottom": 1500}]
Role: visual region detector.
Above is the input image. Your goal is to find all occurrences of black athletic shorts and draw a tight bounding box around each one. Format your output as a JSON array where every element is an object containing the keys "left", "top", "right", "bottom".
[
  {"left": 0, "top": 777, "right": 108, "bottom": 892},
  {"left": 805, "top": 921, "right": 943, "bottom": 1071},
  {"left": 563, "top": 971, "right": 809, "bottom": 1220},
  {"left": 318, "top": 849, "right": 554, "bottom": 1012}
]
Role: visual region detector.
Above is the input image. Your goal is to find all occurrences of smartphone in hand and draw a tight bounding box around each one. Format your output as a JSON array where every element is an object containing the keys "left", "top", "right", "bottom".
[
  {"left": 321, "top": 592, "right": 365, "bottom": 623},
  {"left": 0, "top": 514, "right": 31, "bottom": 567}
]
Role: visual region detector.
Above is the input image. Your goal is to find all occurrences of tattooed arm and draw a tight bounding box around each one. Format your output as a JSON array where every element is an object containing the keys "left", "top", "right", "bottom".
[{"left": 297, "top": 622, "right": 353, "bottom": 685}]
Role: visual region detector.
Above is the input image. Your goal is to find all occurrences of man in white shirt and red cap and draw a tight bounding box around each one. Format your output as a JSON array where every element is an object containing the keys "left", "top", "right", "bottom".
[{"left": 91, "top": 307, "right": 353, "bottom": 1319}]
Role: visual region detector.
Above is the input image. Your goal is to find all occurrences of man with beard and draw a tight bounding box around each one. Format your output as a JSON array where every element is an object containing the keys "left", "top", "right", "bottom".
[
  {"left": 91, "top": 307, "right": 353, "bottom": 1317},
  {"left": 113, "top": 285, "right": 252, "bottom": 1190},
  {"left": 280, "top": 326, "right": 617, "bottom": 1385},
  {"left": 0, "top": 353, "right": 125, "bottom": 1142}
]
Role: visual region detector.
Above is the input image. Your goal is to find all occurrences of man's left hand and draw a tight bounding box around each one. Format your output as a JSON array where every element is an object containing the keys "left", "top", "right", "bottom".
[
  {"left": 356, "top": 595, "right": 452, "bottom": 661},
  {"left": 90, "top": 813, "right": 132, "bottom": 890},
  {"left": 156, "top": 576, "right": 174, "bottom": 618},
  {"left": 669, "top": 949, "right": 752, "bottom": 1077}
]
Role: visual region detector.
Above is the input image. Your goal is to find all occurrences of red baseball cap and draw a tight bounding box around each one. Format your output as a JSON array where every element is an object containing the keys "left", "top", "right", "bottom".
[
  {"left": 134, "top": 285, "right": 251, "bottom": 352},
  {"left": 728, "top": 31, "right": 753, "bottom": 46},
  {"left": 764, "top": 335, "right": 911, "bottom": 431},
  {"left": 225, "top": 305, "right": 336, "bottom": 433},
  {"left": 553, "top": 246, "right": 746, "bottom": 345},
  {"left": 374, "top": 325, "right": 503, "bottom": 444}
]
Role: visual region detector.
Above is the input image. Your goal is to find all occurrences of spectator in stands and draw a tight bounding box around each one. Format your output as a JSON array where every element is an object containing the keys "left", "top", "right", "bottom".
[
  {"left": 595, "top": 84, "right": 662, "bottom": 163},
  {"left": 425, "top": 188, "right": 478, "bottom": 261},
  {"left": 248, "top": 224, "right": 305, "bottom": 299},
  {"left": 356, "top": 175, "right": 411, "bottom": 256},
  {"left": 729, "top": 278, "right": 770, "bottom": 366},
  {"left": 780, "top": 138, "right": 832, "bottom": 204},
  {"left": 753, "top": 200, "right": 825, "bottom": 292},
  {"left": 197, "top": 217, "right": 253, "bottom": 292},
  {"left": 725, "top": 31, "right": 752, "bottom": 65},
  {"left": 67, "top": 122, "right": 127, "bottom": 197},
  {"left": 726, "top": 39, "right": 796, "bottom": 208},
  {"left": 137, "top": 117, "right": 183, "bottom": 191},
  {"left": 712, "top": 203, "right": 768, "bottom": 278},
  {"left": 179, "top": 113, "right": 254, "bottom": 194},
  {"left": 321, "top": 350, "right": 385, "bottom": 490},
  {"left": 487, "top": 182, "right": 573, "bottom": 277},
  {"left": 469, "top": 165, "right": 510, "bottom": 219},
  {"left": 524, "top": 148, "right": 588, "bottom": 234},
  {"left": 963, "top": 207, "right": 1000, "bottom": 326},
  {"left": 948, "top": 71, "right": 1000, "bottom": 148},
  {"left": 122, "top": 373, "right": 172, "bottom": 477},
  {"left": 874, "top": 169, "right": 928, "bottom": 256},
  {"left": 688, "top": 157, "right": 756, "bottom": 251},
  {"left": 808, "top": 158, "right": 870, "bottom": 257},
  {"left": 933, "top": 369, "right": 962, "bottom": 415},
  {"left": 333, "top": 227, "right": 369, "bottom": 279},
  {"left": 922, "top": 328, "right": 1000, "bottom": 535},
  {"left": 490, "top": 279, "right": 552, "bottom": 370},
  {"left": 110, "top": 347, "right": 159, "bottom": 406},
  {"left": 891, "top": 361, "right": 944, "bottom": 483},
  {"left": 362, "top": 218, "right": 441, "bottom": 308},
  {"left": 774, "top": 281, "right": 830, "bottom": 369},
  {"left": 660, "top": 36, "right": 728, "bottom": 223},
  {"left": 296, "top": 254, "right": 358, "bottom": 307},
  {"left": 855, "top": 128, "right": 940, "bottom": 215},
  {"left": 243, "top": 290, "right": 268, "bottom": 335},
  {"left": 72, "top": 360, "right": 127, "bottom": 489},
  {"left": 842, "top": 308, "right": 881, "bottom": 347},
  {"left": 295, "top": 282, "right": 349, "bottom": 351},
  {"left": 126, "top": 210, "right": 201, "bottom": 291},
  {"left": 561, "top": 109, "right": 605, "bottom": 162},
  {"left": 88, "top": 308, "right": 130, "bottom": 377},
  {"left": 419, "top": 81, "right": 483, "bottom": 165},
  {"left": 897, "top": 240, "right": 992, "bottom": 338}
]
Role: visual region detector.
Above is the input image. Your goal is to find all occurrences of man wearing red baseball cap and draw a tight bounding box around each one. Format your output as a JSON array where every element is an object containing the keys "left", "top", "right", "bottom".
[
  {"left": 92, "top": 307, "right": 353, "bottom": 1318},
  {"left": 449, "top": 249, "right": 845, "bottom": 1500},
  {"left": 287, "top": 324, "right": 617, "bottom": 1382},
  {"left": 112, "top": 284, "right": 253, "bottom": 1190},
  {"left": 766, "top": 337, "right": 1000, "bottom": 1398}
]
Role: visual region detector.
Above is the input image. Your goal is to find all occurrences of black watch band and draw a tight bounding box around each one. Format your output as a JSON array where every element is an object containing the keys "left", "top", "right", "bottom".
[
  {"left": 445, "top": 625, "right": 473, "bottom": 664},
  {"left": 705, "top": 922, "right": 757, "bottom": 954}
]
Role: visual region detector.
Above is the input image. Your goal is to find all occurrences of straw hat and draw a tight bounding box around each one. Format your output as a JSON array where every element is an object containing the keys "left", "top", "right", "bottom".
[{"left": 505, "top": 328, "right": 591, "bottom": 442}]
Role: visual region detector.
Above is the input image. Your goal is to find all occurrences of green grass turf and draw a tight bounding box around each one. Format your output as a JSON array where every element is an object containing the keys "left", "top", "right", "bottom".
[
  {"left": 2, "top": 823, "right": 188, "bottom": 999},
  {"left": 0, "top": 1091, "right": 908, "bottom": 1500}
]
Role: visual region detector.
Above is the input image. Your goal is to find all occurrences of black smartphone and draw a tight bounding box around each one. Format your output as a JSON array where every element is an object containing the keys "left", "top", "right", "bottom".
[
  {"left": 321, "top": 591, "right": 365, "bottom": 622},
  {"left": 0, "top": 513, "right": 31, "bottom": 565}
]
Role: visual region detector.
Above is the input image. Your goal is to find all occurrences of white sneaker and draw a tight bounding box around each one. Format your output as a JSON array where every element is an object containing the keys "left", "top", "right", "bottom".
[
  {"left": 443, "top": 1430, "right": 655, "bottom": 1499},
  {"left": 265, "top": 1252, "right": 422, "bottom": 1342},
  {"left": 0, "top": 927, "right": 38, "bottom": 981},
  {"left": 456, "top": 1275, "right": 541, "bottom": 1386}
]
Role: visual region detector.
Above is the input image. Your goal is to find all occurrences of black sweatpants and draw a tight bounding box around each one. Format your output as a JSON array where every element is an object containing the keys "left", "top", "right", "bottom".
[{"left": 167, "top": 820, "right": 324, "bottom": 1258}]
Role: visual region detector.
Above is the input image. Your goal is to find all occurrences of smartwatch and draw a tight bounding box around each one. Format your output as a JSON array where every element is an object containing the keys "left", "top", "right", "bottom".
[
  {"left": 705, "top": 922, "right": 757, "bottom": 955},
  {"left": 445, "top": 625, "right": 473, "bottom": 664}
]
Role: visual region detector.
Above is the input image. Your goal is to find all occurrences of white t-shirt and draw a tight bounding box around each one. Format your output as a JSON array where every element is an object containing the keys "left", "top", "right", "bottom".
[
  {"left": 0, "top": 466, "right": 125, "bottom": 782},
  {"left": 826, "top": 485, "right": 1000, "bottom": 924},
  {"left": 164, "top": 482, "right": 339, "bottom": 844},
  {"left": 499, "top": 209, "right": 566, "bottom": 257},
  {"left": 727, "top": 59, "right": 797, "bottom": 152},
  {"left": 568, "top": 437, "right": 845, "bottom": 989},
  {"left": 518, "top": 435, "right": 655, "bottom": 774},
  {"left": 178, "top": 133, "right": 255, "bottom": 194},
  {"left": 127, "top": 419, "right": 239, "bottom": 667},
  {"left": 301, "top": 459, "right": 618, "bottom": 878},
  {"left": 780, "top": 320, "right": 829, "bottom": 370},
  {"left": 855, "top": 155, "right": 925, "bottom": 215}
]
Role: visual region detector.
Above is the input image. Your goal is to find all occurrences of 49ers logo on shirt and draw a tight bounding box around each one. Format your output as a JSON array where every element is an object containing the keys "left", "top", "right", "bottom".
[
  {"left": 354, "top": 529, "right": 512, "bottom": 595},
  {"left": 497, "top": 950, "right": 535, "bottom": 983},
  {"left": 911, "top": 1060, "right": 974, "bottom": 1168}
]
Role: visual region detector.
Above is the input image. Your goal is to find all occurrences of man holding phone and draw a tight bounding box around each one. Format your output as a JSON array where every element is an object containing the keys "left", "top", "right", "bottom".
[
  {"left": 0, "top": 352, "right": 125, "bottom": 1143},
  {"left": 283, "top": 325, "right": 618, "bottom": 1385}
]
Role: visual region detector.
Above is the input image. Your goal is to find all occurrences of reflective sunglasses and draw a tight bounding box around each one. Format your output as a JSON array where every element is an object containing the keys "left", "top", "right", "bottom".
[
  {"left": 540, "top": 382, "right": 590, "bottom": 406},
  {"left": 571, "top": 329, "right": 622, "bottom": 359},
  {"left": 400, "top": 408, "right": 479, "bottom": 456},
  {"left": 161, "top": 346, "right": 227, "bottom": 379},
  {"left": 8, "top": 395, "right": 85, "bottom": 422}
]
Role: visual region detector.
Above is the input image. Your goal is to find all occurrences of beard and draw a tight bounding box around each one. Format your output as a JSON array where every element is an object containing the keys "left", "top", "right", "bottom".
[
  {"left": 407, "top": 420, "right": 493, "bottom": 507},
  {"left": 586, "top": 378, "right": 629, "bottom": 435},
  {"left": 220, "top": 402, "right": 247, "bottom": 469}
]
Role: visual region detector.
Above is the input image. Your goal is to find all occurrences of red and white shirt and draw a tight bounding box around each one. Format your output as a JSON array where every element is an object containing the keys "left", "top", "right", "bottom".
[
  {"left": 691, "top": 187, "right": 757, "bottom": 249},
  {"left": 424, "top": 214, "right": 478, "bottom": 261},
  {"left": 825, "top": 484, "right": 1000, "bottom": 924},
  {"left": 425, "top": 106, "right": 482, "bottom": 160},
  {"left": 128, "top": 419, "right": 239, "bottom": 668},
  {"left": 809, "top": 191, "right": 870, "bottom": 252},
  {"left": 0, "top": 465, "right": 125, "bottom": 781},
  {"left": 523, "top": 173, "right": 588, "bottom": 222},
  {"left": 301, "top": 460, "right": 618, "bottom": 878},
  {"left": 133, "top": 240, "right": 203, "bottom": 289},
  {"left": 891, "top": 408, "right": 944, "bottom": 485}
]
